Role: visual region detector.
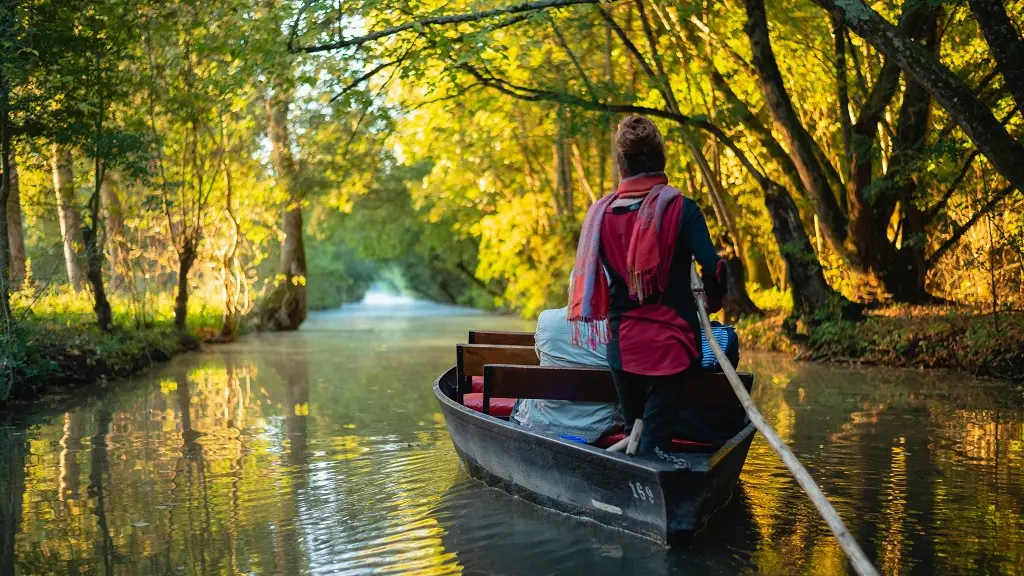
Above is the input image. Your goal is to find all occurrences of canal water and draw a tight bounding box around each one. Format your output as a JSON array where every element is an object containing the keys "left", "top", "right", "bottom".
[{"left": 2, "top": 298, "right": 1022, "bottom": 575}]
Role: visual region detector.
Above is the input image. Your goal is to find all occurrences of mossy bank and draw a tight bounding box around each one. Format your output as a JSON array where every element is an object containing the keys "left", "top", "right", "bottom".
[
  {"left": 0, "top": 290, "right": 221, "bottom": 402},
  {"left": 736, "top": 306, "right": 1024, "bottom": 382},
  {"left": 1, "top": 320, "right": 201, "bottom": 401}
]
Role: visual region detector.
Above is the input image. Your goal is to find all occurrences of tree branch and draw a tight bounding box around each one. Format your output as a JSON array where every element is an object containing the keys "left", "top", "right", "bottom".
[
  {"left": 597, "top": 4, "right": 662, "bottom": 99},
  {"left": 454, "top": 260, "right": 504, "bottom": 298},
  {"left": 460, "top": 61, "right": 672, "bottom": 119},
  {"left": 967, "top": 0, "right": 1024, "bottom": 112},
  {"left": 927, "top": 184, "right": 1019, "bottom": 267},
  {"left": 286, "top": 0, "right": 316, "bottom": 52},
  {"left": 459, "top": 61, "right": 772, "bottom": 187},
  {"left": 833, "top": 13, "right": 852, "bottom": 178},
  {"left": 633, "top": 0, "right": 680, "bottom": 113},
  {"left": 547, "top": 17, "right": 597, "bottom": 98},
  {"left": 291, "top": 0, "right": 606, "bottom": 53},
  {"left": 818, "top": 0, "right": 1024, "bottom": 196},
  {"left": 329, "top": 58, "right": 404, "bottom": 104},
  {"left": 925, "top": 105, "right": 1017, "bottom": 223},
  {"left": 685, "top": 14, "right": 755, "bottom": 76},
  {"left": 934, "top": 66, "right": 1002, "bottom": 143},
  {"left": 709, "top": 66, "right": 805, "bottom": 195}
]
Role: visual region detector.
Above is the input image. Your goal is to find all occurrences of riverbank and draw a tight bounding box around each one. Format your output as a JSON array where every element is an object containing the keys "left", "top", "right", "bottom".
[
  {"left": 2, "top": 320, "right": 201, "bottom": 400},
  {"left": 736, "top": 306, "right": 1024, "bottom": 381},
  {"left": 1, "top": 290, "right": 217, "bottom": 401},
  {"left": 6, "top": 292, "right": 1020, "bottom": 403}
]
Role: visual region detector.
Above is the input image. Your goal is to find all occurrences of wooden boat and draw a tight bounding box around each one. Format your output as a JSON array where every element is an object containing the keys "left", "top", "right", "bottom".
[{"left": 434, "top": 330, "right": 757, "bottom": 544}]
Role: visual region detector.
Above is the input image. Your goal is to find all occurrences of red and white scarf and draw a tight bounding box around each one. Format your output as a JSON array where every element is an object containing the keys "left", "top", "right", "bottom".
[{"left": 568, "top": 173, "right": 680, "bottom": 348}]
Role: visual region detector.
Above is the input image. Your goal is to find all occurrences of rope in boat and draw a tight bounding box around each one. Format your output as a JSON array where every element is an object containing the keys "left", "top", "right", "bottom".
[{"left": 690, "top": 260, "right": 879, "bottom": 576}]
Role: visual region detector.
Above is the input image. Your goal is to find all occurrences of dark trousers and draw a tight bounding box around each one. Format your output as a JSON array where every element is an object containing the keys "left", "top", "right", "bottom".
[{"left": 610, "top": 368, "right": 747, "bottom": 454}]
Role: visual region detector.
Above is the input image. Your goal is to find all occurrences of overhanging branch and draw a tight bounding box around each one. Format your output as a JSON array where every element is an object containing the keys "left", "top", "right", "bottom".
[
  {"left": 329, "top": 58, "right": 404, "bottom": 104},
  {"left": 291, "top": 0, "right": 608, "bottom": 54},
  {"left": 459, "top": 62, "right": 773, "bottom": 187}
]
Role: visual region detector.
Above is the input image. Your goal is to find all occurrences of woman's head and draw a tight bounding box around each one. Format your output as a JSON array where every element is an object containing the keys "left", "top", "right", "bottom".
[{"left": 614, "top": 115, "right": 666, "bottom": 178}]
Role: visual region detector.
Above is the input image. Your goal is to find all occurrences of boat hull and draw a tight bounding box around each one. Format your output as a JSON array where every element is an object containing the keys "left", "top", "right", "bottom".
[{"left": 434, "top": 366, "right": 755, "bottom": 544}]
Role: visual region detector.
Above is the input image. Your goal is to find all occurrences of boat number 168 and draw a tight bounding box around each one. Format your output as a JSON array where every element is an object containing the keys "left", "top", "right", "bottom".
[{"left": 628, "top": 480, "right": 655, "bottom": 502}]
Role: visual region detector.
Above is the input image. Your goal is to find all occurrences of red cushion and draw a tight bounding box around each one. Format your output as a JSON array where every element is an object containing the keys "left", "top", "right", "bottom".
[
  {"left": 594, "top": 432, "right": 627, "bottom": 449},
  {"left": 595, "top": 432, "right": 715, "bottom": 452},
  {"left": 471, "top": 375, "right": 484, "bottom": 394},
  {"left": 462, "top": 393, "right": 517, "bottom": 418}
]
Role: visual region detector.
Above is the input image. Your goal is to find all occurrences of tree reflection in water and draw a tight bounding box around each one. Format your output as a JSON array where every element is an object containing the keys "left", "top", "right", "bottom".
[
  {"left": 0, "top": 311, "right": 1020, "bottom": 575},
  {"left": 87, "top": 409, "right": 114, "bottom": 576},
  {"left": 0, "top": 425, "right": 25, "bottom": 576}
]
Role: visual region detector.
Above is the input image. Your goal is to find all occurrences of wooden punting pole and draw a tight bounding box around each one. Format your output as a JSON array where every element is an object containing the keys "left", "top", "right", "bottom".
[{"left": 690, "top": 260, "right": 879, "bottom": 576}]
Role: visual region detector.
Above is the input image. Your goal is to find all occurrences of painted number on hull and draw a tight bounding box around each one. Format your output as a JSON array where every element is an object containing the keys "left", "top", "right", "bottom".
[{"left": 629, "top": 480, "right": 655, "bottom": 503}]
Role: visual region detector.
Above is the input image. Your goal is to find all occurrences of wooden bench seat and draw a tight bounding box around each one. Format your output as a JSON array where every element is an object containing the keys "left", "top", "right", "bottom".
[
  {"left": 468, "top": 330, "right": 535, "bottom": 346},
  {"left": 455, "top": 343, "right": 538, "bottom": 404},
  {"left": 481, "top": 364, "right": 753, "bottom": 416}
]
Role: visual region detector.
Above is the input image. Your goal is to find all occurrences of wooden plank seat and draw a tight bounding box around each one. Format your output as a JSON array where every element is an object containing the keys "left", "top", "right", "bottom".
[
  {"left": 468, "top": 330, "right": 535, "bottom": 347},
  {"left": 482, "top": 365, "right": 753, "bottom": 412},
  {"left": 455, "top": 344, "right": 539, "bottom": 417},
  {"left": 482, "top": 365, "right": 755, "bottom": 450}
]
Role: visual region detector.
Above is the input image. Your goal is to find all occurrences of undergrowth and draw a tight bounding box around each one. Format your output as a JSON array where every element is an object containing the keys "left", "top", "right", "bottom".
[
  {"left": 736, "top": 305, "right": 1024, "bottom": 381},
  {"left": 1, "top": 289, "right": 221, "bottom": 401}
]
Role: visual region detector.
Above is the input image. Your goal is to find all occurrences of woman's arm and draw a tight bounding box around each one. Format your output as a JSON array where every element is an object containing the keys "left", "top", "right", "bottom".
[{"left": 681, "top": 198, "right": 728, "bottom": 313}]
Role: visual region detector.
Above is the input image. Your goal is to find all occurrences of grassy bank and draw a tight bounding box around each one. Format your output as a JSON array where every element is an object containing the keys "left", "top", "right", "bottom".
[
  {"left": 1, "top": 290, "right": 221, "bottom": 401},
  {"left": 736, "top": 305, "right": 1024, "bottom": 381}
]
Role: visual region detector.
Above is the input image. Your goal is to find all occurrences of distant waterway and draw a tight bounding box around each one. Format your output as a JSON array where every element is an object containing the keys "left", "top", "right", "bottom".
[{"left": 1, "top": 296, "right": 1022, "bottom": 574}]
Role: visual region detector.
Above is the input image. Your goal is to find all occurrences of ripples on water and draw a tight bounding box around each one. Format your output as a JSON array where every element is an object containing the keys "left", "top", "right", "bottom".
[{"left": 1, "top": 300, "right": 1022, "bottom": 575}]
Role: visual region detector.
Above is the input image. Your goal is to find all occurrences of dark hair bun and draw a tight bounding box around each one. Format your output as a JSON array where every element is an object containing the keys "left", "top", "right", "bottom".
[{"left": 615, "top": 116, "right": 666, "bottom": 176}]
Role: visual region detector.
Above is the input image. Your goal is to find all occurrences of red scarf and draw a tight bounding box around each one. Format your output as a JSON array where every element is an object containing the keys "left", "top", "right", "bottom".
[{"left": 568, "top": 173, "right": 680, "bottom": 348}]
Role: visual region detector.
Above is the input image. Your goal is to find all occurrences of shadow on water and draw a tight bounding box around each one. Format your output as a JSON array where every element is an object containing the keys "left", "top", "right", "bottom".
[
  {"left": 0, "top": 298, "right": 1022, "bottom": 574},
  {"left": 434, "top": 479, "right": 761, "bottom": 575}
]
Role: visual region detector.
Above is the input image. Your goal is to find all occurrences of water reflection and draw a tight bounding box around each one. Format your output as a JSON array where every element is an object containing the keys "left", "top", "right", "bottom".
[
  {"left": 1, "top": 425, "right": 25, "bottom": 576},
  {"left": 0, "top": 302, "right": 1022, "bottom": 575},
  {"left": 435, "top": 480, "right": 760, "bottom": 575}
]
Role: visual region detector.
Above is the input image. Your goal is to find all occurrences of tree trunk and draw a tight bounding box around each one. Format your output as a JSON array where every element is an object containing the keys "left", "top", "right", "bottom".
[
  {"left": 259, "top": 89, "right": 307, "bottom": 331},
  {"left": 85, "top": 96, "right": 113, "bottom": 332},
  {"left": 82, "top": 224, "right": 113, "bottom": 331},
  {"left": 743, "top": 0, "right": 850, "bottom": 260},
  {"left": 52, "top": 144, "right": 84, "bottom": 292},
  {"left": 866, "top": 14, "right": 938, "bottom": 303},
  {"left": 5, "top": 154, "right": 25, "bottom": 288},
  {"left": 173, "top": 244, "right": 196, "bottom": 331},
  {"left": 833, "top": 14, "right": 853, "bottom": 182},
  {"left": 684, "top": 134, "right": 762, "bottom": 319},
  {"left": 691, "top": 46, "right": 840, "bottom": 318},
  {"left": 967, "top": 0, "right": 1024, "bottom": 112},
  {"left": 763, "top": 182, "right": 845, "bottom": 323},
  {"left": 0, "top": 85, "right": 12, "bottom": 326},
  {"left": 818, "top": 0, "right": 1024, "bottom": 195},
  {"left": 88, "top": 409, "right": 115, "bottom": 575},
  {"left": 843, "top": 1, "right": 937, "bottom": 302},
  {"left": 721, "top": 256, "right": 762, "bottom": 322},
  {"left": 745, "top": 247, "right": 775, "bottom": 288},
  {"left": 221, "top": 157, "right": 243, "bottom": 339},
  {"left": 846, "top": 0, "right": 934, "bottom": 203}
]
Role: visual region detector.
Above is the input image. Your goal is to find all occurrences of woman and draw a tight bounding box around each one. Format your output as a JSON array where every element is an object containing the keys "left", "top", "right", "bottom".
[{"left": 568, "top": 115, "right": 731, "bottom": 456}]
